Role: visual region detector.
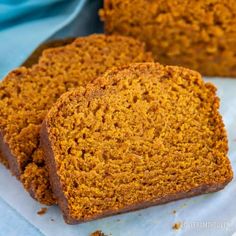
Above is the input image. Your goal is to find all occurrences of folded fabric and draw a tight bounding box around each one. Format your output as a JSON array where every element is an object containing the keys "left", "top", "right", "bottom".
[{"left": 0, "top": 0, "right": 90, "bottom": 79}]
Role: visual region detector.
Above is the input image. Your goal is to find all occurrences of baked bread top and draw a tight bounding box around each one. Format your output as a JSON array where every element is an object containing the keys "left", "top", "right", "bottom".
[
  {"left": 42, "top": 63, "right": 233, "bottom": 223},
  {"left": 0, "top": 34, "right": 153, "bottom": 205}
]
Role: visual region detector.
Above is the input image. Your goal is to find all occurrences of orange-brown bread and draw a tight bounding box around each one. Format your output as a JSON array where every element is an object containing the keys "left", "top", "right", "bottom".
[
  {"left": 0, "top": 35, "right": 153, "bottom": 205},
  {"left": 100, "top": 0, "right": 236, "bottom": 77},
  {"left": 0, "top": 132, "right": 9, "bottom": 168},
  {"left": 22, "top": 38, "right": 76, "bottom": 67},
  {"left": 0, "top": 152, "right": 8, "bottom": 169},
  {"left": 41, "top": 63, "right": 233, "bottom": 224},
  {"left": 0, "top": 39, "right": 75, "bottom": 170}
]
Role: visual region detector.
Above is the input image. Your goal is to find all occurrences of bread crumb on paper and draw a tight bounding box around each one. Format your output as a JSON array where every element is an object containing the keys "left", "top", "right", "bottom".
[
  {"left": 37, "top": 207, "right": 47, "bottom": 215},
  {"left": 90, "top": 230, "right": 107, "bottom": 236},
  {"left": 172, "top": 222, "right": 181, "bottom": 230}
]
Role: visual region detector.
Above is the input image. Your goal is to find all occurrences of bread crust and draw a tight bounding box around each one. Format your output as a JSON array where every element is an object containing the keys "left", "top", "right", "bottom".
[
  {"left": 22, "top": 38, "right": 76, "bottom": 67},
  {"left": 0, "top": 131, "right": 19, "bottom": 176}
]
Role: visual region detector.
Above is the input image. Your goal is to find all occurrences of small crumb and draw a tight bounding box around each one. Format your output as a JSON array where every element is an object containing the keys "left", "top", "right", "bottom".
[
  {"left": 37, "top": 207, "right": 47, "bottom": 215},
  {"left": 172, "top": 210, "right": 176, "bottom": 214},
  {"left": 50, "top": 218, "right": 54, "bottom": 222},
  {"left": 90, "top": 230, "right": 107, "bottom": 236},
  {"left": 116, "top": 219, "right": 120, "bottom": 222},
  {"left": 172, "top": 222, "right": 181, "bottom": 230}
]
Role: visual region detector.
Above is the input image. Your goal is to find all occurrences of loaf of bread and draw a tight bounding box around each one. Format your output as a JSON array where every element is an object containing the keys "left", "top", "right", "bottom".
[
  {"left": 0, "top": 34, "right": 153, "bottom": 205},
  {"left": 41, "top": 63, "right": 233, "bottom": 224},
  {"left": 100, "top": 0, "right": 236, "bottom": 77}
]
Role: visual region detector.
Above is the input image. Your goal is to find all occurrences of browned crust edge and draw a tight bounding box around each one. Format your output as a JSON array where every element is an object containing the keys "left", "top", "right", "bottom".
[
  {"left": 41, "top": 121, "right": 71, "bottom": 222},
  {"left": 0, "top": 130, "right": 9, "bottom": 168},
  {"left": 0, "top": 131, "right": 21, "bottom": 177},
  {"left": 0, "top": 131, "right": 54, "bottom": 203},
  {"left": 41, "top": 120, "right": 232, "bottom": 225},
  {"left": 0, "top": 148, "right": 9, "bottom": 169},
  {"left": 21, "top": 38, "right": 76, "bottom": 68}
]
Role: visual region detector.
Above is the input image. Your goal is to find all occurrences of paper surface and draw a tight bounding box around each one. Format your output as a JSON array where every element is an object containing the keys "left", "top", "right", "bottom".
[{"left": 0, "top": 77, "right": 236, "bottom": 236}]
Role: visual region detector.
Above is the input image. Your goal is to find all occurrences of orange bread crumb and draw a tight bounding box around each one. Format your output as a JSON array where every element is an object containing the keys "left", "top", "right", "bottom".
[
  {"left": 101, "top": 0, "right": 236, "bottom": 77},
  {"left": 37, "top": 207, "right": 48, "bottom": 216},
  {"left": 22, "top": 38, "right": 75, "bottom": 67},
  {"left": 90, "top": 231, "right": 106, "bottom": 236}
]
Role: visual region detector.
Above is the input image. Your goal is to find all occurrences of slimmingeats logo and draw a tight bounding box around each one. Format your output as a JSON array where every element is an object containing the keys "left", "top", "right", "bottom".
[{"left": 182, "top": 220, "right": 233, "bottom": 232}]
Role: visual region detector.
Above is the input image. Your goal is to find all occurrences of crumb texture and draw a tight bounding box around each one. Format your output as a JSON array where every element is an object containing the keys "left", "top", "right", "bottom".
[
  {"left": 44, "top": 63, "right": 233, "bottom": 222},
  {"left": 0, "top": 34, "right": 153, "bottom": 205},
  {"left": 0, "top": 151, "right": 9, "bottom": 168},
  {"left": 101, "top": 0, "right": 236, "bottom": 76}
]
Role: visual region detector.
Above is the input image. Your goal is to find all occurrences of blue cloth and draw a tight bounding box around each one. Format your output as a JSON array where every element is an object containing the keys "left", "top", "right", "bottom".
[
  {"left": 0, "top": 1, "right": 101, "bottom": 235},
  {"left": 0, "top": 0, "right": 103, "bottom": 79}
]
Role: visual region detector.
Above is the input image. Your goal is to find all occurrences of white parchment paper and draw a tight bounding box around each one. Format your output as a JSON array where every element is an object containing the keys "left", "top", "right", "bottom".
[{"left": 0, "top": 78, "right": 235, "bottom": 236}]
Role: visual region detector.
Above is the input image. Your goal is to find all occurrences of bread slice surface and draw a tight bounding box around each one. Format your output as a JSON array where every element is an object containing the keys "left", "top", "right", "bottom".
[
  {"left": 42, "top": 63, "right": 233, "bottom": 223},
  {"left": 100, "top": 0, "right": 236, "bottom": 77}
]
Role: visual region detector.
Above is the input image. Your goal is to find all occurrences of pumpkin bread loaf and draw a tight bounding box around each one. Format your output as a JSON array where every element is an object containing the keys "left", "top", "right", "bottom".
[
  {"left": 100, "top": 0, "right": 236, "bottom": 77},
  {"left": 0, "top": 35, "right": 153, "bottom": 205},
  {"left": 41, "top": 63, "right": 233, "bottom": 224},
  {"left": 0, "top": 152, "right": 8, "bottom": 169}
]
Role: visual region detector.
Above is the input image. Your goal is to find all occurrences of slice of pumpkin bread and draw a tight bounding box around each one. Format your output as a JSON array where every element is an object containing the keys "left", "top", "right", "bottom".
[
  {"left": 0, "top": 35, "right": 153, "bottom": 205},
  {"left": 41, "top": 63, "right": 233, "bottom": 224},
  {"left": 22, "top": 38, "right": 76, "bottom": 67},
  {"left": 0, "top": 38, "right": 75, "bottom": 170}
]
